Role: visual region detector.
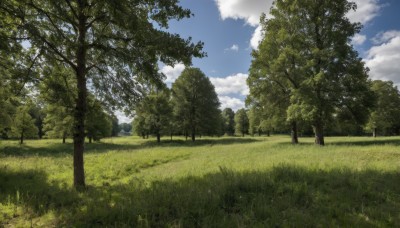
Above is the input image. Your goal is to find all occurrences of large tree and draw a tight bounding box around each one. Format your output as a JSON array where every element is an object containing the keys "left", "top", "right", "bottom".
[
  {"left": 250, "top": 0, "right": 373, "bottom": 145},
  {"left": 1, "top": 0, "right": 204, "bottom": 188},
  {"left": 171, "top": 68, "right": 220, "bottom": 141}
]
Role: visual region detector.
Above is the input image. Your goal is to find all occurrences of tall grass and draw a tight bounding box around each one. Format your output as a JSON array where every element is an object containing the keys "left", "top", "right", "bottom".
[{"left": 1, "top": 136, "right": 399, "bottom": 226}]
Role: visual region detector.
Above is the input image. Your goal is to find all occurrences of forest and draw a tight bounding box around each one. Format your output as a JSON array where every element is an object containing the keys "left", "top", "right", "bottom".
[{"left": 1, "top": 0, "right": 400, "bottom": 226}]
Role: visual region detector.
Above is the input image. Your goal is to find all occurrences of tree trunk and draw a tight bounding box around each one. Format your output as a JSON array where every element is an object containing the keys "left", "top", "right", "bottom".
[
  {"left": 267, "top": 130, "right": 270, "bottom": 137},
  {"left": 88, "top": 137, "right": 92, "bottom": 144},
  {"left": 373, "top": 128, "right": 377, "bottom": 138},
  {"left": 73, "top": 10, "right": 88, "bottom": 189},
  {"left": 191, "top": 129, "right": 195, "bottom": 142},
  {"left": 170, "top": 133, "right": 172, "bottom": 141},
  {"left": 20, "top": 131, "right": 24, "bottom": 144},
  {"left": 146, "top": 133, "right": 149, "bottom": 139},
  {"left": 62, "top": 133, "right": 66, "bottom": 144},
  {"left": 313, "top": 121, "right": 325, "bottom": 146},
  {"left": 157, "top": 133, "right": 160, "bottom": 143},
  {"left": 291, "top": 121, "right": 299, "bottom": 144},
  {"left": 242, "top": 132, "right": 244, "bottom": 137}
]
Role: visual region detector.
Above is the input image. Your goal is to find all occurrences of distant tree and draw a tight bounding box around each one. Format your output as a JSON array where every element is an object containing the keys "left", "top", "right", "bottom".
[
  {"left": 248, "top": 106, "right": 262, "bottom": 136},
  {"left": 29, "top": 102, "right": 46, "bottom": 139},
  {"left": 171, "top": 68, "right": 221, "bottom": 141},
  {"left": 132, "top": 115, "right": 149, "bottom": 139},
  {"left": 365, "top": 80, "right": 400, "bottom": 137},
  {"left": 11, "top": 106, "right": 38, "bottom": 144},
  {"left": 43, "top": 105, "right": 74, "bottom": 143},
  {"left": 119, "top": 123, "right": 133, "bottom": 134},
  {"left": 222, "top": 108, "right": 235, "bottom": 136},
  {"left": 109, "top": 114, "right": 119, "bottom": 137},
  {"left": 86, "top": 98, "right": 112, "bottom": 143},
  {"left": 235, "top": 109, "right": 249, "bottom": 137},
  {"left": 141, "top": 89, "right": 172, "bottom": 142}
]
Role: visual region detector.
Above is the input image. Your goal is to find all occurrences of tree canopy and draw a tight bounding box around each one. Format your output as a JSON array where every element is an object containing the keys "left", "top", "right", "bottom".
[
  {"left": 171, "top": 68, "right": 221, "bottom": 141},
  {"left": 249, "top": 0, "right": 373, "bottom": 145}
]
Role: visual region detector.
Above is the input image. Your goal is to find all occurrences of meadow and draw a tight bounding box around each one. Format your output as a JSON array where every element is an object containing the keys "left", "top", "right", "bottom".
[{"left": 1, "top": 135, "right": 400, "bottom": 227}]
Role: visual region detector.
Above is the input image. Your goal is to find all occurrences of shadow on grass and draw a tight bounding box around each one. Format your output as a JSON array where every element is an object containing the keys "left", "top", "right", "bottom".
[
  {"left": 0, "top": 138, "right": 259, "bottom": 157},
  {"left": 277, "top": 137, "right": 400, "bottom": 147},
  {"left": 1, "top": 165, "right": 399, "bottom": 227},
  {"left": 142, "top": 137, "right": 259, "bottom": 148},
  {"left": 0, "top": 142, "right": 143, "bottom": 157}
]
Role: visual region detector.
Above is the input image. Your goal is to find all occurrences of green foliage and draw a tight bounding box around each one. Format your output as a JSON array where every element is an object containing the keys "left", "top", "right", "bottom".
[
  {"left": 133, "top": 89, "right": 172, "bottom": 141},
  {"left": 86, "top": 98, "right": 112, "bottom": 142},
  {"left": 222, "top": 108, "right": 235, "bottom": 136},
  {"left": 10, "top": 106, "right": 38, "bottom": 143},
  {"left": 234, "top": 108, "right": 249, "bottom": 137},
  {"left": 365, "top": 80, "right": 400, "bottom": 136},
  {"left": 249, "top": 0, "right": 373, "bottom": 145},
  {"left": 171, "top": 68, "right": 221, "bottom": 140},
  {"left": 43, "top": 105, "right": 74, "bottom": 141}
]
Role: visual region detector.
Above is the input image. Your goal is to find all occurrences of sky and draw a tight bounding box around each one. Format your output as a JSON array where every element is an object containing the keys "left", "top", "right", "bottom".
[{"left": 118, "top": 0, "right": 400, "bottom": 123}]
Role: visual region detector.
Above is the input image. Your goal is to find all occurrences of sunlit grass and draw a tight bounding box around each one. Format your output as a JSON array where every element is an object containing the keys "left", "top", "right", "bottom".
[{"left": 1, "top": 136, "right": 400, "bottom": 226}]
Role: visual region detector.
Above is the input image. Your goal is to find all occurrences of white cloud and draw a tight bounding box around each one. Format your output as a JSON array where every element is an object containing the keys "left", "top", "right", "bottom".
[
  {"left": 159, "top": 63, "right": 185, "bottom": 84},
  {"left": 214, "top": 0, "right": 273, "bottom": 26},
  {"left": 115, "top": 110, "right": 133, "bottom": 124},
  {"left": 210, "top": 73, "right": 249, "bottom": 96},
  {"left": 250, "top": 25, "right": 263, "bottom": 49},
  {"left": 219, "top": 96, "right": 245, "bottom": 111},
  {"left": 365, "top": 31, "right": 400, "bottom": 86},
  {"left": 225, "top": 44, "right": 239, "bottom": 52},
  {"left": 351, "top": 34, "right": 367, "bottom": 46},
  {"left": 348, "top": 0, "right": 382, "bottom": 24},
  {"left": 215, "top": 0, "right": 382, "bottom": 50}
]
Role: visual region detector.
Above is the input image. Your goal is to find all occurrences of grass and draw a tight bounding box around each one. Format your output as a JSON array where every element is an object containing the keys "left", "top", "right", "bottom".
[{"left": 1, "top": 135, "right": 400, "bottom": 227}]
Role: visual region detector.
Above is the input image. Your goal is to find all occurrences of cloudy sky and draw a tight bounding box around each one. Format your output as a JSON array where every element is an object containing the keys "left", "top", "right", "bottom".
[{"left": 119, "top": 0, "right": 400, "bottom": 123}]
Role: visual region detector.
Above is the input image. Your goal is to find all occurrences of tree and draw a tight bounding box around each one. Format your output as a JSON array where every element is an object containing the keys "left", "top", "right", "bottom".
[
  {"left": 365, "top": 80, "right": 400, "bottom": 137},
  {"left": 248, "top": 106, "right": 262, "bottom": 136},
  {"left": 171, "top": 68, "right": 221, "bottom": 141},
  {"left": 141, "top": 89, "right": 172, "bottom": 143},
  {"left": 119, "top": 123, "right": 133, "bottom": 134},
  {"left": 251, "top": 0, "right": 373, "bottom": 146},
  {"left": 109, "top": 114, "right": 119, "bottom": 137},
  {"left": 86, "top": 98, "right": 112, "bottom": 143},
  {"left": 222, "top": 108, "right": 235, "bottom": 136},
  {"left": 132, "top": 115, "right": 149, "bottom": 139},
  {"left": 11, "top": 106, "right": 38, "bottom": 144},
  {"left": 2, "top": 1, "right": 204, "bottom": 188},
  {"left": 43, "top": 104, "right": 74, "bottom": 143},
  {"left": 235, "top": 108, "right": 249, "bottom": 137}
]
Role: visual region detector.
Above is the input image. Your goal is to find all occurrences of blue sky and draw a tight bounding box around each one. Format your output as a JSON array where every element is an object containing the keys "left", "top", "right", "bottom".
[{"left": 119, "top": 0, "right": 400, "bottom": 122}]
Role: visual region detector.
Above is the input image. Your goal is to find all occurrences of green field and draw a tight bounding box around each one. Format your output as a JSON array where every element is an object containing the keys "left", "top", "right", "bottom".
[{"left": 1, "top": 136, "right": 400, "bottom": 227}]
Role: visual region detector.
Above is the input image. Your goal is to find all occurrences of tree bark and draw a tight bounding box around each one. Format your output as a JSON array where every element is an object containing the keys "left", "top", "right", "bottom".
[
  {"left": 313, "top": 121, "right": 325, "bottom": 146},
  {"left": 291, "top": 121, "right": 299, "bottom": 144},
  {"left": 156, "top": 133, "right": 160, "bottom": 143},
  {"left": 191, "top": 128, "right": 196, "bottom": 142},
  {"left": 373, "top": 128, "right": 377, "bottom": 138},
  {"left": 73, "top": 8, "right": 88, "bottom": 189}
]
